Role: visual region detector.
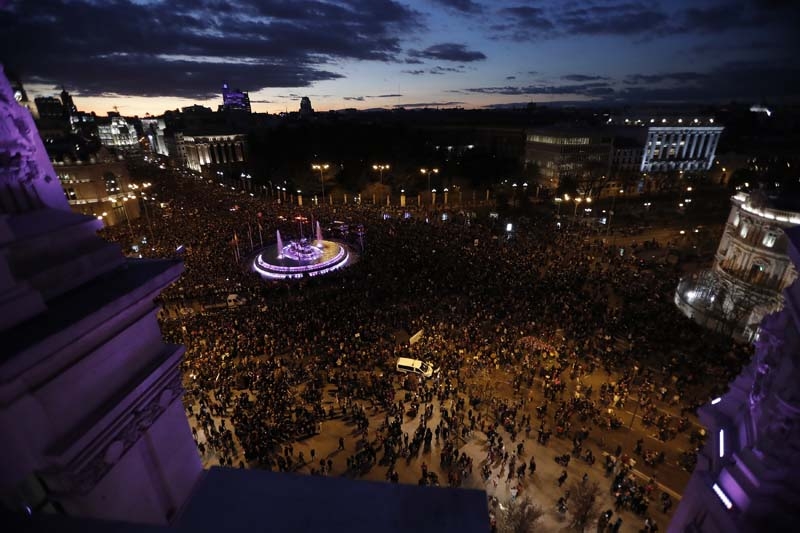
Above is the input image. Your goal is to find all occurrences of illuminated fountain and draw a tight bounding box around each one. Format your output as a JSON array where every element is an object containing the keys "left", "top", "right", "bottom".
[{"left": 253, "top": 227, "right": 355, "bottom": 280}]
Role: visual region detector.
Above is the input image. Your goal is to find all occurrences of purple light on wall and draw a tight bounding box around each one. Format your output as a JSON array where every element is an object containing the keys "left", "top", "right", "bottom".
[{"left": 713, "top": 483, "right": 733, "bottom": 509}]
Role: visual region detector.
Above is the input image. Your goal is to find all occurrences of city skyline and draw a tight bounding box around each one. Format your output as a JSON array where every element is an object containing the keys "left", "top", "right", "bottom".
[{"left": 1, "top": 0, "right": 798, "bottom": 116}]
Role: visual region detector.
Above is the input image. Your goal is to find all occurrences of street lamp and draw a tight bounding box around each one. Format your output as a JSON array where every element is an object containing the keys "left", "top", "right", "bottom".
[
  {"left": 554, "top": 197, "right": 563, "bottom": 216},
  {"left": 372, "top": 164, "right": 390, "bottom": 184},
  {"left": 312, "top": 163, "right": 330, "bottom": 204},
  {"left": 420, "top": 168, "right": 439, "bottom": 198},
  {"left": 573, "top": 197, "right": 582, "bottom": 217}
]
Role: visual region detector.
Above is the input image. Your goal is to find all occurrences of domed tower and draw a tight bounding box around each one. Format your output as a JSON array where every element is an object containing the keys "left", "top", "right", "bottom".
[{"left": 675, "top": 191, "right": 799, "bottom": 340}]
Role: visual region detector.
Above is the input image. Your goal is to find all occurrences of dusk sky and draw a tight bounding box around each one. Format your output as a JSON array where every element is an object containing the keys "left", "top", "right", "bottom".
[{"left": 1, "top": 0, "right": 797, "bottom": 116}]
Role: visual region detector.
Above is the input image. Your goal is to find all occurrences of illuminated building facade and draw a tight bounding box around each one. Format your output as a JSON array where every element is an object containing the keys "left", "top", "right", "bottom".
[
  {"left": 53, "top": 153, "right": 142, "bottom": 227},
  {"left": 524, "top": 127, "right": 612, "bottom": 190},
  {"left": 669, "top": 226, "right": 800, "bottom": 532},
  {"left": 96, "top": 115, "right": 139, "bottom": 149},
  {"left": 178, "top": 133, "right": 247, "bottom": 175},
  {"left": 675, "top": 191, "right": 799, "bottom": 340},
  {"left": 221, "top": 82, "right": 251, "bottom": 113},
  {"left": 141, "top": 117, "right": 169, "bottom": 156}
]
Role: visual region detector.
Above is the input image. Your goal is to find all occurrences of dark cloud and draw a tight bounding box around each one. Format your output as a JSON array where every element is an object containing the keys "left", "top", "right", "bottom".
[
  {"left": 506, "top": 76, "right": 516, "bottom": 80},
  {"left": 344, "top": 93, "right": 402, "bottom": 101},
  {"left": 430, "top": 66, "right": 466, "bottom": 74},
  {"left": 562, "top": 74, "right": 608, "bottom": 82},
  {"left": 394, "top": 101, "right": 465, "bottom": 108},
  {"left": 458, "top": 82, "right": 615, "bottom": 97},
  {"left": 557, "top": 2, "right": 666, "bottom": 36},
  {"left": 678, "top": 1, "right": 798, "bottom": 33},
  {"left": 617, "top": 62, "right": 800, "bottom": 103},
  {"left": 492, "top": 0, "right": 796, "bottom": 43},
  {"left": 404, "top": 58, "right": 424, "bottom": 64},
  {"left": 0, "top": 0, "right": 423, "bottom": 98},
  {"left": 408, "top": 43, "right": 486, "bottom": 62},
  {"left": 491, "top": 6, "right": 554, "bottom": 41},
  {"left": 432, "top": 0, "right": 483, "bottom": 14},
  {"left": 401, "top": 69, "right": 427, "bottom": 75},
  {"left": 624, "top": 72, "right": 707, "bottom": 85}
]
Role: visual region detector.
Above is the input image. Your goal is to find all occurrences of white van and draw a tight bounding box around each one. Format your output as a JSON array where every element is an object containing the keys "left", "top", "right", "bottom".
[{"left": 396, "top": 357, "right": 438, "bottom": 379}]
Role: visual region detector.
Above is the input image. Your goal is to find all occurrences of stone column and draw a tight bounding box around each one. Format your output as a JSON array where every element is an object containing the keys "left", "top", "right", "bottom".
[
  {"left": 680, "top": 131, "right": 690, "bottom": 158},
  {"left": 695, "top": 133, "right": 707, "bottom": 161}
]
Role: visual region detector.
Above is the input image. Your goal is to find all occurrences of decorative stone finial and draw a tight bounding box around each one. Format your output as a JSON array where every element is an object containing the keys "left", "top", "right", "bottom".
[{"left": 0, "top": 64, "right": 70, "bottom": 213}]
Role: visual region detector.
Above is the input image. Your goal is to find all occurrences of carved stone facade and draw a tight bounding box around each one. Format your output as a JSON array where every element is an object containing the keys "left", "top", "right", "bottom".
[
  {"left": 669, "top": 225, "right": 800, "bottom": 532},
  {"left": 178, "top": 133, "right": 247, "bottom": 176},
  {"left": 675, "top": 192, "right": 799, "bottom": 340},
  {"left": 0, "top": 66, "right": 201, "bottom": 523}
]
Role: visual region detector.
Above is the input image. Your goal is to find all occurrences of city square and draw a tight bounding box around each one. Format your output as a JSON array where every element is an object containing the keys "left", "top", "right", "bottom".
[{"left": 1, "top": 2, "right": 799, "bottom": 531}]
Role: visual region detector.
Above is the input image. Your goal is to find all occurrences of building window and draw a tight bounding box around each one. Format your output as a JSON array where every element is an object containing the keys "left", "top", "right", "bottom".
[
  {"left": 762, "top": 232, "right": 778, "bottom": 248},
  {"left": 732, "top": 213, "right": 740, "bottom": 227},
  {"left": 740, "top": 224, "right": 749, "bottom": 239}
]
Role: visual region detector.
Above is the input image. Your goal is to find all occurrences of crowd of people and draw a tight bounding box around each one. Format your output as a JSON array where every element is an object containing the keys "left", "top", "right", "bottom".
[{"left": 100, "top": 162, "right": 753, "bottom": 531}]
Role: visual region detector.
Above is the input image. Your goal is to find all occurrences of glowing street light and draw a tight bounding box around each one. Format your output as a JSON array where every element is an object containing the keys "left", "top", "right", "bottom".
[
  {"left": 372, "top": 164, "right": 390, "bottom": 184},
  {"left": 420, "top": 168, "right": 439, "bottom": 202},
  {"left": 573, "top": 197, "right": 582, "bottom": 216},
  {"left": 312, "top": 163, "right": 330, "bottom": 204}
]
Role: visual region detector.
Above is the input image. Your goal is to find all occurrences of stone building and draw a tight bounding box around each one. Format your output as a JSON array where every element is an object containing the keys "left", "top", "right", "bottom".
[
  {"left": 178, "top": 133, "right": 247, "bottom": 177},
  {"left": 0, "top": 66, "right": 201, "bottom": 524},
  {"left": 524, "top": 126, "right": 613, "bottom": 191},
  {"left": 669, "top": 225, "right": 800, "bottom": 532},
  {"left": 675, "top": 191, "right": 799, "bottom": 340},
  {"left": 53, "top": 151, "right": 142, "bottom": 227}
]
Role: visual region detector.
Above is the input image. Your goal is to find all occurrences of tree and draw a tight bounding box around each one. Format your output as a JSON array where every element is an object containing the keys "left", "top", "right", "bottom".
[
  {"left": 568, "top": 480, "right": 601, "bottom": 532},
  {"left": 497, "top": 496, "right": 544, "bottom": 533}
]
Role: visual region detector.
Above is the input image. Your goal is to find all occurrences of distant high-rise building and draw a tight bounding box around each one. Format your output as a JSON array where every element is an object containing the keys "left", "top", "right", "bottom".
[
  {"left": 221, "top": 82, "right": 251, "bottom": 113},
  {"left": 300, "top": 96, "right": 314, "bottom": 115},
  {"left": 59, "top": 87, "right": 77, "bottom": 117},
  {"left": 34, "top": 96, "right": 65, "bottom": 119}
]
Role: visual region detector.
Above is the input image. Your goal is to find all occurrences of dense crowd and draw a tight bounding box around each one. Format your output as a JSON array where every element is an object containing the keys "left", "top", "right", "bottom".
[{"left": 101, "top": 165, "right": 752, "bottom": 530}]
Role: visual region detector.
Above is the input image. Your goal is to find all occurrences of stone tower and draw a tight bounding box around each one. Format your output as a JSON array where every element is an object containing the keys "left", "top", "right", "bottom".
[{"left": 0, "top": 66, "right": 201, "bottom": 523}]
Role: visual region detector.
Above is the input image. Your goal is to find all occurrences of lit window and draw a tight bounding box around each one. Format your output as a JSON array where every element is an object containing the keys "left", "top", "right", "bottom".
[
  {"left": 740, "top": 225, "right": 749, "bottom": 238},
  {"left": 762, "top": 232, "right": 778, "bottom": 248},
  {"left": 732, "top": 213, "right": 740, "bottom": 227}
]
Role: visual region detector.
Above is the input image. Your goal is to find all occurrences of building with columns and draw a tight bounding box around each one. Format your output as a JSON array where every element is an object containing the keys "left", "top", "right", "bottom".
[
  {"left": 641, "top": 123, "right": 723, "bottom": 173},
  {"left": 669, "top": 225, "right": 800, "bottom": 532},
  {"left": 178, "top": 133, "right": 247, "bottom": 177},
  {"left": 675, "top": 191, "right": 799, "bottom": 340}
]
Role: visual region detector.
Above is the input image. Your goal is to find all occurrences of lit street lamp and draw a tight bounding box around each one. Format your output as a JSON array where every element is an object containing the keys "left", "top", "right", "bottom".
[
  {"left": 312, "top": 163, "right": 330, "bottom": 204},
  {"left": 573, "top": 197, "right": 582, "bottom": 217},
  {"left": 420, "top": 168, "right": 439, "bottom": 202},
  {"left": 372, "top": 164, "right": 390, "bottom": 184}
]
